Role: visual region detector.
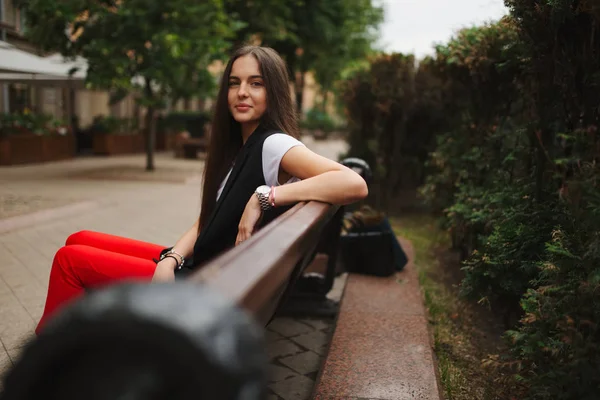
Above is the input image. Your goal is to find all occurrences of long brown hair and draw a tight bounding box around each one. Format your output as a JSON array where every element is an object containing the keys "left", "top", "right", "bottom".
[{"left": 198, "top": 45, "right": 299, "bottom": 231}]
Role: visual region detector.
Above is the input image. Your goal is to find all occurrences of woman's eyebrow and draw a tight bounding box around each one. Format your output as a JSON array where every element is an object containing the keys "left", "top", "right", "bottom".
[{"left": 229, "top": 75, "right": 263, "bottom": 80}]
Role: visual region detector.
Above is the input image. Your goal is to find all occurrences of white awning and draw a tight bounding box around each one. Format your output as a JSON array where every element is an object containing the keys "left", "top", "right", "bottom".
[
  {"left": 0, "top": 41, "right": 151, "bottom": 91},
  {"left": 44, "top": 52, "right": 88, "bottom": 78},
  {"left": 0, "top": 40, "right": 86, "bottom": 84}
]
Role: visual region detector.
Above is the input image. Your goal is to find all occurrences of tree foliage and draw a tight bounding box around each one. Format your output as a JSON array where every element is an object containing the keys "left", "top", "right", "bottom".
[
  {"left": 18, "top": 0, "right": 383, "bottom": 169},
  {"left": 254, "top": 0, "right": 384, "bottom": 113},
  {"left": 342, "top": 51, "right": 449, "bottom": 208},
  {"left": 17, "top": 0, "right": 236, "bottom": 170}
]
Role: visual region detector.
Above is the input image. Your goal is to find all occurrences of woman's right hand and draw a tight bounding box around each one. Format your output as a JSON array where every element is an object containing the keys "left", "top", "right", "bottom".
[{"left": 152, "top": 258, "right": 177, "bottom": 283}]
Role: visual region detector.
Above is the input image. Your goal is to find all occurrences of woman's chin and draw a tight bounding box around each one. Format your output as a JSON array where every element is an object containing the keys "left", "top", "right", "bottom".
[{"left": 233, "top": 115, "right": 258, "bottom": 124}]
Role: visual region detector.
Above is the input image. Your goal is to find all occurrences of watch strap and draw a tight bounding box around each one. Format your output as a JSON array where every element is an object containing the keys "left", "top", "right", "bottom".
[{"left": 256, "top": 186, "right": 273, "bottom": 211}]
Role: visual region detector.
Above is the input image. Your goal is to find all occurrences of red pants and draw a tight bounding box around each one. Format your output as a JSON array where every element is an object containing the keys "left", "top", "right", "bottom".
[{"left": 36, "top": 230, "right": 165, "bottom": 335}]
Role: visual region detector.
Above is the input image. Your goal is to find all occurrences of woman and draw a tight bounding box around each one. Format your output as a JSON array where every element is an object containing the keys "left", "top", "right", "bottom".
[{"left": 36, "top": 45, "right": 368, "bottom": 334}]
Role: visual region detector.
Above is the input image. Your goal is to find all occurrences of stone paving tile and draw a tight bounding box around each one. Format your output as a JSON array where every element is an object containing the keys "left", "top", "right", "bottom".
[
  {"left": 8, "top": 283, "right": 46, "bottom": 317},
  {"left": 0, "top": 239, "right": 48, "bottom": 288},
  {"left": 313, "top": 397, "right": 379, "bottom": 400},
  {"left": 0, "top": 193, "right": 80, "bottom": 220},
  {"left": 266, "top": 313, "right": 340, "bottom": 399},
  {"left": 26, "top": 305, "right": 44, "bottom": 323},
  {"left": 265, "top": 329, "right": 284, "bottom": 342},
  {"left": 268, "top": 364, "right": 299, "bottom": 382},
  {"left": 0, "top": 345, "right": 12, "bottom": 377},
  {"left": 0, "top": 290, "right": 35, "bottom": 350},
  {"left": 269, "top": 375, "right": 316, "bottom": 400},
  {"left": 298, "top": 318, "right": 332, "bottom": 331},
  {"left": 16, "top": 229, "right": 61, "bottom": 261},
  {"left": 291, "top": 330, "right": 330, "bottom": 355},
  {"left": 33, "top": 225, "right": 71, "bottom": 248},
  {"left": 5, "top": 346, "right": 24, "bottom": 365},
  {"left": 0, "top": 276, "right": 11, "bottom": 297},
  {"left": 267, "top": 338, "right": 303, "bottom": 360},
  {"left": 280, "top": 351, "right": 322, "bottom": 375},
  {"left": 267, "top": 318, "right": 314, "bottom": 338},
  {"left": 0, "top": 349, "right": 11, "bottom": 393}
]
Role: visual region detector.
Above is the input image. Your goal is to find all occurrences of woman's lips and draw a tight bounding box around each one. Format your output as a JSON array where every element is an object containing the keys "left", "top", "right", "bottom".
[{"left": 235, "top": 105, "right": 251, "bottom": 112}]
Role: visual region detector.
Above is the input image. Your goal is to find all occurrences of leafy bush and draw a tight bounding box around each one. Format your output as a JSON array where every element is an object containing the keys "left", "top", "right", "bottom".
[
  {"left": 160, "top": 111, "right": 210, "bottom": 138},
  {"left": 0, "top": 112, "right": 69, "bottom": 136},
  {"left": 301, "top": 108, "right": 336, "bottom": 133},
  {"left": 508, "top": 180, "right": 600, "bottom": 399},
  {"left": 460, "top": 183, "right": 554, "bottom": 322},
  {"left": 341, "top": 53, "right": 444, "bottom": 206},
  {"left": 88, "top": 116, "right": 139, "bottom": 135}
]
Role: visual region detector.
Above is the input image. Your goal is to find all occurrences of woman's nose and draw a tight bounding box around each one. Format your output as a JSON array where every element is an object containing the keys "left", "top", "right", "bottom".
[{"left": 237, "top": 82, "right": 249, "bottom": 98}]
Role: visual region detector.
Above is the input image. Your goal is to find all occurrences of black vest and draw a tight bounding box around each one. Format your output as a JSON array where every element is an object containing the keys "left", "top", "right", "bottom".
[{"left": 188, "top": 125, "right": 291, "bottom": 271}]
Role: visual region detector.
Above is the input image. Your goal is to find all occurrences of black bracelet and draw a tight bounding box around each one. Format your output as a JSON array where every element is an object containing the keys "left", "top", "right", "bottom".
[{"left": 161, "top": 254, "right": 182, "bottom": 270}]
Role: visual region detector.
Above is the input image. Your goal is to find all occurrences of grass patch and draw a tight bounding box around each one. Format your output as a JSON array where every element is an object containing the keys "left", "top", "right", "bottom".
[{"left": 391, "top": 213, "right": 522, "bottom": 400}]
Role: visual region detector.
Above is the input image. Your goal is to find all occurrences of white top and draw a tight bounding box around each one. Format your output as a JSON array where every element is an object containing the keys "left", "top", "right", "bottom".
[{"left": 216, "top": 133, "right": 305, "bottom": 200}]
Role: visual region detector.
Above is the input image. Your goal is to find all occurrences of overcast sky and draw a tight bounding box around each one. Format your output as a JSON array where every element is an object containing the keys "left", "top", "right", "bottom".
[{"left": 378, "top": 0, "right": 509, "bottom": 59}]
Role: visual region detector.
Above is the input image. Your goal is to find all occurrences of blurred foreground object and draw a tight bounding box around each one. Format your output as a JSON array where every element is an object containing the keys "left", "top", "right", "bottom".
[{"left": 0, "top": 283, "right": 266, "bottom": 400}]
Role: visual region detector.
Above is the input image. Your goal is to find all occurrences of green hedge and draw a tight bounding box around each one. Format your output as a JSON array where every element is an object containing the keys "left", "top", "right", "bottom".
[
  {"left": 0, "top": 112, "right": 69, "bottom": 136},
  {"left": 159, "top": 111, "right": 211, "bottom": 138},
  {"left": 340, "top": 2, "right": 600, "bottom": 398},
  {"left": 301, "top": 108, "right": 337, "bottom": 133},
  {"left": 88, "top": 116, "right": 139, "bottom": 135}
]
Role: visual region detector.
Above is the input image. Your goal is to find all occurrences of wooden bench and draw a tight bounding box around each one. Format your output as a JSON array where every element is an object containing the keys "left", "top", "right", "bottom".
[
  {"left": 192, "top": 201, "right": 341, "bottom": 324},
  {"left": 1, "top": 201, "right": 341, "bottom": 400},
  {"left": 180, "top": 137, "right": 208, "bottom": 159}
]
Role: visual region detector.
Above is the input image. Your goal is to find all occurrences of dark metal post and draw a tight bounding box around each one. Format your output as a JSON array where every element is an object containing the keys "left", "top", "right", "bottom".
[
  {"left": 278, "top": 206, "right": 345, "bottom": 318},
  {"left": 0, "top": 283, "right": 268, "bottom": 400}
]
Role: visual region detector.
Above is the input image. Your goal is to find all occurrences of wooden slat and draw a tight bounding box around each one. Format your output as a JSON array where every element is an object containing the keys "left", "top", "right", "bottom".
[{"left": 189, "top": 201, "right": 338, "bottom": 324}]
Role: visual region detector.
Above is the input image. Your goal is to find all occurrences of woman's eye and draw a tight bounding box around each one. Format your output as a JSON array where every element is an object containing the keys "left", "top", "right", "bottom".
[
  {"left": 251, "top": 81, "right": 264, "bottom": 87},
  {"left": 228, "top": 81, "right": 239, "bottom": 87}
]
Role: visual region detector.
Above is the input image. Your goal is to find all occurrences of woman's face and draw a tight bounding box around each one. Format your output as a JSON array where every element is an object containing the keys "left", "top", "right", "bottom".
[{"left": 228, "top": 54, "right": 267, "bottom": 128}]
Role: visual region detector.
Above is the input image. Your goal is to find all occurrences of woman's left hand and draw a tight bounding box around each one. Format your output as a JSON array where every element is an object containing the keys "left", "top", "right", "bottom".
[{"left": 236, "top": 195, "right": 262, "bottom": 246}]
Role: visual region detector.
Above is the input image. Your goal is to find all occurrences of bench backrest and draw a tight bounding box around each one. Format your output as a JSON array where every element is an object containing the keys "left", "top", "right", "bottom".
[{"left": 189, "top": 201, "right": 340, "bottom": 325}]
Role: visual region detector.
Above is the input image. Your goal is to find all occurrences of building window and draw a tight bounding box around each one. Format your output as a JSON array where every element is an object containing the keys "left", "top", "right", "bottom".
[
  {"left": 4, "top": 0, "right": 16, "bottom": 27},
  {"left": 18, "top": 8, "right": 27, "bottom": 34},
  {"left": 8, "top": 83, "right": 32, "bottom": 113}
]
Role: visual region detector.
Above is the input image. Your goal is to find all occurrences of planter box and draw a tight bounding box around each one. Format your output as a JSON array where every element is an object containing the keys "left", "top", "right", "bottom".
[
  {"left": 93, "top": 133, "right": 144, "bottom": 155},
  {"left": 156, "top": 130, "right": 177, "bottom": 151},
  {"left": 0, "top": 134, "right": 75, "bottom": 166}
]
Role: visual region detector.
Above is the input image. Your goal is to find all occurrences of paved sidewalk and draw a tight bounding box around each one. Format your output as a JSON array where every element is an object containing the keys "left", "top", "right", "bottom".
[
  {"left": 266, "top": 274, "right": 347, "bottom": 400},
  {"left": 0, "top": 136, "right": 348, "bottom": 398}
]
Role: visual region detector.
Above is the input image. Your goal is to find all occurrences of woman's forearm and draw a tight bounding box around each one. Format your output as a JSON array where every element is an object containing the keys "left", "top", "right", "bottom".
[
  {"left": 274, "top": 170, "right": 368, "bottom": 206},
  {"left": 171, "top": 221, "right": 199, "bottom": 259}
]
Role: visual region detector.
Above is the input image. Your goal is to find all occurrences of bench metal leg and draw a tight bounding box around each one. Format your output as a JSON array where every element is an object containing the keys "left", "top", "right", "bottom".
[{"left": 277, "top": 207, "right": 345, "bottom": 319}]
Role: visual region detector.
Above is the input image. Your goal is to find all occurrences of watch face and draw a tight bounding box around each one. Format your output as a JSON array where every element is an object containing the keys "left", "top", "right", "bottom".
[{"left": 256, "top": 185, "right": 271, "bottom": 195}]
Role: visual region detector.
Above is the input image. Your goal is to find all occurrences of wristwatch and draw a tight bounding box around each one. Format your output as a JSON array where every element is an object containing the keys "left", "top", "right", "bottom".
[{"left": 255, "top": 185, "right": 273, "bottom": 211}]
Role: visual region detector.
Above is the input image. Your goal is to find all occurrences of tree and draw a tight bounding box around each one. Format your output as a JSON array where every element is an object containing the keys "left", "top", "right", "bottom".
[
  {"left": 224, "top": 0, "right": 293, "bottom": 48},
  {"left": 225, "top": 0, "right": 383, "bottom": 114},
  {"left": 342, "top": 53, "right": 422, "bottom": 208},
  {"left": 274, "top": 0, "right": 383, "bottom": 114},
  {"left": 312, "top": 0, "right": 383, "bottom": 111},
  {"left": 17, "top": 0, "right": 235, "bottom": 170}
]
